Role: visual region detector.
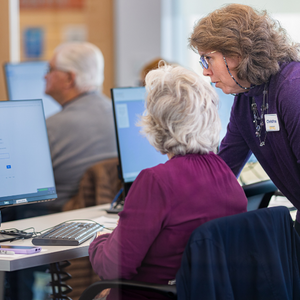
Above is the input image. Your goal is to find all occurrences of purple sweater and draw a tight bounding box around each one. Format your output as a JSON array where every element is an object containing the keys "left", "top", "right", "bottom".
[
  {"left": 89, "top": 153, "right": 247, "bottom": 300},
  {"left": 219, "top": 62, "right": 300, "bottom": 222}
]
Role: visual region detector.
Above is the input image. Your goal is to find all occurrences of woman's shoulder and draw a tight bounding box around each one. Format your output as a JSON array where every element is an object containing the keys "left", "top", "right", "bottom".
[
  {"left": 269, "top": 62, "right": 300, "bottom": 99},
  {"left": 152, "top": 152, "right": 224, "bottom": 171},
  {"left": 138, "top": 152, "right": 226, "bottom": 176},
  {"left": 278, "top": 61, "right": 300, "bottom": 80}
]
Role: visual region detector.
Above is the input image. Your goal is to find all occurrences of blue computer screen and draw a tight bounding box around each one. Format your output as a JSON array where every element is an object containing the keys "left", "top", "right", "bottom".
[
  {"left": 214, "top": 85, "right": 257, "bottom": 163},
  {"left": 111, "top": 87, "right": 168, "bottom": 183},
  {"left": 0, "top": 100, "right": 57, "bottom": 207},
  {"left": 213, "top": 84, "right": 235, "bottom": 142},
  {"left": 4, "top": 61, "right": 61, "bottom": 119}
]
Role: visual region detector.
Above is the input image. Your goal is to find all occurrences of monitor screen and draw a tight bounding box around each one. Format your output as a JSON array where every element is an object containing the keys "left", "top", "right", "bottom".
[
  {"left": 213, "top": 84, "right": 235, "bottom": 142},
  {"left": 0, "top": 100, "right": 57, "bottom": 208},
  {"left": 4, "top": 61, "right": 61, "bottom": 119},
  {"left": 214, "top": 85, "right": 257, "bottom": 163},
  {"left": 111, "top": 87, "right": 168, "bottom": 194}
]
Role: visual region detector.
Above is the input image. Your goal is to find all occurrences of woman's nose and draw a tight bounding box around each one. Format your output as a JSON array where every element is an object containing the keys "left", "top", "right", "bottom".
[{"left": 203, "top": 67, "right": 212, "bottom": 77}]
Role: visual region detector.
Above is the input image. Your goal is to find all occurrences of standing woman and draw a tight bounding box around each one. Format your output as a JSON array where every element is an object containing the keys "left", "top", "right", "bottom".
[{"left": 190, "top": 3, "right": 300, "bottom": 231}]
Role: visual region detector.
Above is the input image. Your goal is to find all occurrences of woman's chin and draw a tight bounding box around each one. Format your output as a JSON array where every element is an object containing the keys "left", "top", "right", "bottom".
[{"left": 219, "top": 87, "right": 232, "bottom": 95}]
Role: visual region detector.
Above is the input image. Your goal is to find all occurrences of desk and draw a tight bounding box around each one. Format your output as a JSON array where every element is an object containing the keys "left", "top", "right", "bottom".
[{"left": 0, "top": 204, "right": 118, "bottom": 272}]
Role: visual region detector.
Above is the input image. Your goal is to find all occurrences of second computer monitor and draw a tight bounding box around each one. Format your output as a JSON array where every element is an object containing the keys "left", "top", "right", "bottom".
[
  {"left": 4, "top": 61, "right": 61, "bottom": 119},
  {"left": 111, "top": 86, "right": 168, "bottom": 195},
  {"left": 0, "top": 99, "right": 57, "bottom": 210}
]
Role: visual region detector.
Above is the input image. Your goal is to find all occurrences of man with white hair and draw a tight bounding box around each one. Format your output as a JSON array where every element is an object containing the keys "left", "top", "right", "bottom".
[{"left": 45, "top": 42, "right": 117, "bottom": 212}]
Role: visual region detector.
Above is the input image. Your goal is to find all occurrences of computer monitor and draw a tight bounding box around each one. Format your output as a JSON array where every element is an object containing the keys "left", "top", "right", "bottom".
[
  {"left": 214, "top": 85, "right": 257, "bottom": 164},
  {"left": 4, "top": 61, "right": 61, "bottom": 119},
  {"left": 0, "top": 100, "right": 57, "bottom": 224},
  {"left": 213, "top": 84, "right": 235, "bottom": 142},
  {"left": 111, "top": 86, "right": 168, "bottom": 196}
]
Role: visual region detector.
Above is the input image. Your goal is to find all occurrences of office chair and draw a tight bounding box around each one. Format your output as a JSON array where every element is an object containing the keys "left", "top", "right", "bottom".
[
  {"left": 176, "top": 206, "right": 300, "bottom": 300},
  {"left": 79, "top": 280, "right": 177, "bottom": 300},
  {"left": 242, "top": 179, "right": 278, "bottom": 210},
  {"left": 63, "top": 157, "right": 122, "bottom": 211}
]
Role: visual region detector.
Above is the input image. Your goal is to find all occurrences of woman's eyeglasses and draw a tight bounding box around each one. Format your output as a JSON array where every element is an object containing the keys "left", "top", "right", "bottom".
[{"left": 199, "top": 51, "right": 216, "bottom": 69}]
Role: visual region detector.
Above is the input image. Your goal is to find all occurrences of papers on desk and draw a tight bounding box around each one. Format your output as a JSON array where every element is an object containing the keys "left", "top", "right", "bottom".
[
  {"left": 94, "top": 216, "right": 118, "bottom": 230},
  {"left": 88, "top": 216, "right": 118, "bottom": 244}
]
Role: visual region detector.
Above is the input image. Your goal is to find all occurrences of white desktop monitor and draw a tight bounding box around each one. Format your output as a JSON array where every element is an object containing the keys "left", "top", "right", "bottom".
[
  {"left": 215, "top": 85, "right": 257, "bottom": 163},
  {"left": 0, "top": 100, "right": 57, "bottom": 211},
  {"left": 213, "top": 84, "right": 235, "bottom": 142},
  {"left": 4, "top": 61, "right": 61, "bottom": 119},
  {"left": 111, "top": 86, "right": 168, "bottom": 195}
]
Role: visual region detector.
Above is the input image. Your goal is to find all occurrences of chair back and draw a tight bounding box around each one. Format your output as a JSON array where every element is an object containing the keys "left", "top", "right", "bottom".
[
  {"left": 176, "top": 206, "right": 300, "bottom": 300},
  {"left": 63, "top": 157, "right": 122, "bottom": 211}
]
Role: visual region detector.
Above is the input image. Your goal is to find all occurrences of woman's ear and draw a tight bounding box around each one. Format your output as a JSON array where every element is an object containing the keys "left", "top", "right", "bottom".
[{"left": 66, "top": 71, "right": 76, "bottom": 88}]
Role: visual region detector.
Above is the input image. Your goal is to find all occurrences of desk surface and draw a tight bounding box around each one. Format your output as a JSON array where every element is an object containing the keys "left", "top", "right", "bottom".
[{"left": 0, "top": 204, "right": 118, "bottom": 272}]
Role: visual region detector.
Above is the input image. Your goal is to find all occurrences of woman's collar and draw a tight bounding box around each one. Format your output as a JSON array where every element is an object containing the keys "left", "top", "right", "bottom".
[{"left": 242, "top": 83, "right": 265, "bottom": 97}]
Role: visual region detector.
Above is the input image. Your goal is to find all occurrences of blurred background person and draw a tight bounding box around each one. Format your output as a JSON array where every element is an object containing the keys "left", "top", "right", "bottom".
[
  {"left": 45, "top": 41, "right": 117, "bottom": 213},
  {"left": 139, "top": 57, "right": 177, "bottom": 86},
  {"left": 139, "top": 57, "right": 163, "bottom": 86}
]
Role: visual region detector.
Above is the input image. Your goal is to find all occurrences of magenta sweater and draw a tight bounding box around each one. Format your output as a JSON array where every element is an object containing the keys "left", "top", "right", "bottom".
[{"left": 89, "top": 153, "right": 247, "bottom": 299}]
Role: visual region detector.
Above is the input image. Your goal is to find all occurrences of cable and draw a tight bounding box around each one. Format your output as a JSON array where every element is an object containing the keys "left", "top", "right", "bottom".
[{"left": 0, "top": 228, "right": 34, "bottom": 241}]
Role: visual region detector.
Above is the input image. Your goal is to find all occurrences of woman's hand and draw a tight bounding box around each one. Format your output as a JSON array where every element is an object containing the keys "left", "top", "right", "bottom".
[
  {"left": 96, "top": 231, "right": 105, "bottom": 238},
  {"left": 94, "top": 288, "right": 111, "bottom": 299}
]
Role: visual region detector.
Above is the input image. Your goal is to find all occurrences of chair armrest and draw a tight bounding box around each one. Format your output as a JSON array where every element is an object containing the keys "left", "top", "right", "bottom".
[{"left": 79, "top": 279, "right": 177, "bottom": 300}]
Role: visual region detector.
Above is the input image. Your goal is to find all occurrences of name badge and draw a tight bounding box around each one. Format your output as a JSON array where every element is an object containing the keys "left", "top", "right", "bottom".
[{"left": 265, "top": 114, "right": 280, "bottom": 131}]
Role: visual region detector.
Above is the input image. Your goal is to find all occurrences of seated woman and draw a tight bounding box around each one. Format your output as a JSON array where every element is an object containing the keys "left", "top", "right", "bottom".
[{"left": 88, "top": 63, "right": 248, "bottom": 300}]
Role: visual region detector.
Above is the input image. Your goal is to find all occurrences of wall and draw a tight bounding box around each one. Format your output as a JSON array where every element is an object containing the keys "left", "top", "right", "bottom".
[
  {"left": 0, "top": 1, "right": 10, "bottom": 100},
  {"left": 19, "top": 9, "right": 85, "bottom": 60},
  {"left": 4, "top": 0, "right": 168, "bottom": 97},
  {"left": 114, "top": 0, "right": 162, "bottom": 87},
  {"left": 85, "top": 0, "right": 114, "bottom": 97},
  {"left": 184, "top": 0, "right": 300, "bottom": 15},
  {"left": 19, "top": 0, "right": 114, "bottom": 97}
]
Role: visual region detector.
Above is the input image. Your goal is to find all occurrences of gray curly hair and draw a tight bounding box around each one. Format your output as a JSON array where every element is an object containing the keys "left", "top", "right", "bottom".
[
  {"left": 189, "top": 4, "right": 300, "bottom": 85},
  {"left": 139, "top": 63, "right": 221, "bottom": 156}
]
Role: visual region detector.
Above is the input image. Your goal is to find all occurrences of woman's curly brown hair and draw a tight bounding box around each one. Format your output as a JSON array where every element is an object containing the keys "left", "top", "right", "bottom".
[{"left": 189, "top": 4, "right": 300, "bottom": 85}]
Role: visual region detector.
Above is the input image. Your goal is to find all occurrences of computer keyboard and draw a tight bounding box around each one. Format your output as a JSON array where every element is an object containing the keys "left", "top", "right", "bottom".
[{"left": 32, "top": 221, "right": 103, "bottom": 246}]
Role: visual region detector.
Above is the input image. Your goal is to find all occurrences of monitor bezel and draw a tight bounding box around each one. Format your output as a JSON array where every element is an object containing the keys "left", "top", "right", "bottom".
[
  {"left": 111, "top": 87, "right": 149, "bottom": 196},
  {"left": 3, "top": 61, "right": 48, "bottom": 101},
  {"left": 0, "top": 99, "right": 57, "bottom": 209},
  {"left": 111, "top": 87, "right": 134, "bottom": 196}
]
